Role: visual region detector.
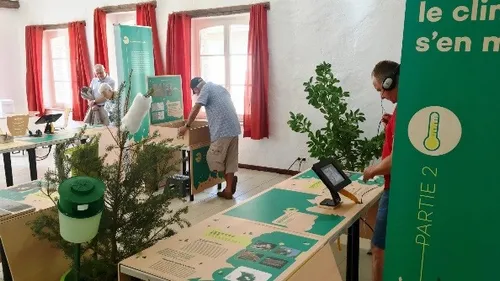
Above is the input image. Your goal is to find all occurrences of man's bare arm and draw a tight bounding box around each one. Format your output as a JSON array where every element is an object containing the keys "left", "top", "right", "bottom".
[
  {"left": 185, "top": 104, "right": 202, "bottom": 127},
  {"left": 372, "top": 152, "right": 392, "bottom": 176},
  {"left": 94, "top": 96, "right": 107, "bottom": 104}
]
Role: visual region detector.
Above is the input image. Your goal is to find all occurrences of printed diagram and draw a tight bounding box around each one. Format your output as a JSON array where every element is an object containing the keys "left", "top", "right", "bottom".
[
  {"left": 224, "top": 266, "right": 271, "bottom": 281},
  {"left": 408, "top": 106, "right": 462, "bottom": 156},
  {"left": 423, "top": 112, "right": 441, "bottom": 151}
]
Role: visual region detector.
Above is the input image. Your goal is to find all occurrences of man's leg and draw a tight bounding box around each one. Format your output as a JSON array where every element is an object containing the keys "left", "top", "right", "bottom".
[
  {"left": 371, "top": 190, "right": 390, "bottom": 281},
  {"left": 207, "top": 138, "right": 233, "bottom": 199},
  {"left": 225, "top": 137, "right": 239, "bottom": 195}
]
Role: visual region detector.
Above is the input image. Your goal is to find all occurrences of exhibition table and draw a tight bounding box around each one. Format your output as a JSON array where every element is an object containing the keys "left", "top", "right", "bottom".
[
  {"left": 118, "top": 169, "right": 384, "bottom": 281},
  {"left": 0, "top": 180, "right": 67, "bottom": 281},
  {"left": 0, "top": 126, "right": 105, "bottom": 187}
]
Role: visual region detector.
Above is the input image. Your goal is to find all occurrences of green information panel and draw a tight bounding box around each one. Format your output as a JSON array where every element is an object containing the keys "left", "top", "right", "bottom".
[
  {"left": 114, "top": 25, "right": 155, "bottom": 142},
  {"left": 385, "top": 1, "right": 500, "bottom": 280},
  {"left": 191, "top": 145, "right": 225, "bottom": 191},
  {"left": 147, "top": 75, "right": 184, "bottom": 124},
  {"left": 189, "top": 231, "right": 317, "bottom": 281}
]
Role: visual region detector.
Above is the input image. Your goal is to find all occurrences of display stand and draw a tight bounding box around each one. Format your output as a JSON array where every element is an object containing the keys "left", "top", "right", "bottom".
[
  {"left": 117, "top": 169, "right": 384, "bottom": 281},
  {"left": 34, "top": 113, "right": 62, "bottom": 134},
  {"left": 0, "top": 181, "right": 68, "bottom": 281},
  {"left": 147, "top": 75, "right": 224, "bottom": 201}
]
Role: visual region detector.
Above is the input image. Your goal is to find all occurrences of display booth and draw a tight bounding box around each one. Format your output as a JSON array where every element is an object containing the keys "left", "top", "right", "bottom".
[{"left": 147, "top": 75, "right": 225, "bottom": 201}]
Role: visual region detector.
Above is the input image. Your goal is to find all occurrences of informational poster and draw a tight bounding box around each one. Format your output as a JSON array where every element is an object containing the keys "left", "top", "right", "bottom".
[
  {"left": 114, "top": 25, "right": 155, "bottom": 142},
  {"left": 147, "top": 75, "right": 184, "bottom": 124},
  {"left": 384, "top": 1, "right": 500, "bottom": 280}
]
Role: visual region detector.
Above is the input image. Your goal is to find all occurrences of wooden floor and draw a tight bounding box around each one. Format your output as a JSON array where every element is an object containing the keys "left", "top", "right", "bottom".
[{"left": 0, "top": 148, "right": 373, "bottom": 281}]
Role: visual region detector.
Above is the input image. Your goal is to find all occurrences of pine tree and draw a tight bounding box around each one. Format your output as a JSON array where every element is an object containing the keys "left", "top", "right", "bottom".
[{"left": 29, "top": 70, "right": 191, "bottom": 281}]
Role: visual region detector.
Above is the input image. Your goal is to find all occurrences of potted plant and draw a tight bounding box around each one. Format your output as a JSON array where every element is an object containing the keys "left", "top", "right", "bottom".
[
  {"left": 288, "top": 62, "right": 384, "bottom": 172},
  {"left": 29, "top": 73, "right": 191, "bottom": 281}
]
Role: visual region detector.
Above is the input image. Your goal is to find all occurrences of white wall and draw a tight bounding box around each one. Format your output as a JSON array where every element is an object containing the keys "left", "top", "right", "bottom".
[
  {"left": 0, "top": 9, "right": 26, "bottom": 113},
  {"left": 10, "top": 0, "right": 406, "bottom": 169}
]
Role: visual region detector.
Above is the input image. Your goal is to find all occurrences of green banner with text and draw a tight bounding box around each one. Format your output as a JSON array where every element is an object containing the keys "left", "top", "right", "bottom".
[
  {"left": 114, "top": 24, "right": 155, "bottom": 142},
  {"left": 385, "top": 1, "right": 500, "bottom": 280}
]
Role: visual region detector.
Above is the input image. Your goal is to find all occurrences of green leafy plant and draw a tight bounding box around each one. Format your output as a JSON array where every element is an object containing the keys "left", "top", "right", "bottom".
[
  {"left": 29, "top": 72, "right": 190, "bottom": 281},
  {"left": 288, "top": 62, "right": 385, "bottom": 172}
]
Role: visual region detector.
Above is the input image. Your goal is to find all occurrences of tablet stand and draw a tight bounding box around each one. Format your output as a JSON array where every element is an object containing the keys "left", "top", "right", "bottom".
[
  {"left": 320, "top": 189, "right": 361, "bottom": 208},
  {"left": 34, "top": 114, "right": 62, "bottom": 135}
]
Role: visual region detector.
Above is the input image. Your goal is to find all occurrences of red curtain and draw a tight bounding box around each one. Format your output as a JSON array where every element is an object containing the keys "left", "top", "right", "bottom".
[
  {"left": 166, "top": 13, "right": 192, "bottom": 119},
  {"left": 137, "top": 3, "right": 164, "bottom": 75},
  {"left": 93, "top": 8, "right": 108, "bottom": 70},
  {"left": 68, "top": 22, "right": 92, "bottom": 121},
  {"left": 25, "top": 26, "right": 44, "bottom": 115},
  {"left": 243, "top": 4, "right": 270, "bottom": 140}
]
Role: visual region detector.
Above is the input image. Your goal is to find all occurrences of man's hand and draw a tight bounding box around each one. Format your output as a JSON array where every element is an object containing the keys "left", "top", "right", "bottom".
[
  {"left": 178, "top": 126, "right": 188, "bottom": 137},
  {"left": 381, "top": 113, "right": 392, "bottom": 124},
  {"left": 363, "top": 166, "right": 376, "bottom": 182}
]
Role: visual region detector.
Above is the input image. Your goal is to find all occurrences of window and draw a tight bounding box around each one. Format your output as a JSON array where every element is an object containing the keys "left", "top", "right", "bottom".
[
  {"left": 42, "top": 29, "right": 72, "bottom": 109},
  {"left": 192, "top": 14, "right": 250, "bottom": 120},
  {"left": 107, "top": 12, "right": 136, "bottom": 83}
]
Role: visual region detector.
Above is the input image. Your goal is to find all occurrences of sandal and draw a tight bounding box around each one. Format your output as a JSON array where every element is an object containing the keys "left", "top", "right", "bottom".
[{"left": 217, "top": 191, "right": 233, "bottom": 200}]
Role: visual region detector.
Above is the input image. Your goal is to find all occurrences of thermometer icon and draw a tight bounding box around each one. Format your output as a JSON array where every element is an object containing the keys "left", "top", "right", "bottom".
[{"left": 423, "top": 111, "right": 441, "bottom": 151}]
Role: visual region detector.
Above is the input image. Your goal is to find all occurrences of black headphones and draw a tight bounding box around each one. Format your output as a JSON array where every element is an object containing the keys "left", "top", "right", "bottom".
[{"left": 382, "top": 64, "right": 401, "bottom": 91}]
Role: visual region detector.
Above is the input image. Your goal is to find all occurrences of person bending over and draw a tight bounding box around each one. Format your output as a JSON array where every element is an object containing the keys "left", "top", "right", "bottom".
[
  {"left": 362, "top": 60, "right": 400, "bottom": 281},
  {"left": 178, "top": 77, "right": 241, "bottom": 200}
]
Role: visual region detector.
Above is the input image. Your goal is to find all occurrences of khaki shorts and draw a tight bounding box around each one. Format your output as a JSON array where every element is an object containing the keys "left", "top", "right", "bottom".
[{"left": 206, "top": 136, "right": 239, "bottom": 174}]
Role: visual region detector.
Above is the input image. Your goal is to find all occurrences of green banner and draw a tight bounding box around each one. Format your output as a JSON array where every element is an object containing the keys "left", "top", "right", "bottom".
[
  {"left": 147, "top": 75, "right": 184, "bottom": 124},
  {"left": 114, "top": 25, "right": 155, "bottom": 142},
  {"left": 385, "top": 1, "right": 500, "bottom": 280}
]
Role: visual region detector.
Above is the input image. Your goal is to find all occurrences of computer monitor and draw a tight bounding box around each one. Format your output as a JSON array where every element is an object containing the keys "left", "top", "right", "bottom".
[
  {"left": 35, "top": 113, "right": 62, "bottom": 134},
  {"left": 312, "top": 157, "right": 352, "bottom": 208}
]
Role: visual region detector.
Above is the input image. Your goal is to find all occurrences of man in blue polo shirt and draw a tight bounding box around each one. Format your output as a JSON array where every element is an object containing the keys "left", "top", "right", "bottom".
[{"left": 178, "top": 77, "right": 241, "bottom": 200}]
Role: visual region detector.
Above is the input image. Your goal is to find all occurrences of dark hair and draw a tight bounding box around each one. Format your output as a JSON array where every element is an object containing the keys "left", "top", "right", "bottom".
[{"left": 371, "top": 60, "right": 399, "bottom": 83}]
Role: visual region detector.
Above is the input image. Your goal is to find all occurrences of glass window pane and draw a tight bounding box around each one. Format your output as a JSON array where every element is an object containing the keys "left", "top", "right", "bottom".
[
  {"left": 230, "top": 85, "right": 246, "bottom": 115},
  {"left": 50, "top": 36, "right": 68, "bottom": 58},
  {"left": 54, "top": 81, "right": 72, "bottom": 105},
  {"left": 52, "top": 59, "right": 71, "bottom": 81},
  {"left": 200, "top": 56, "right": 225, "bottom": 85},
  {"left": 230, "top": 55, "right": 247, "bottom": 85},
  {"left": 200, "top": 26, "right": 224, "bottom": 55},
  {"left": 230, "top": 24, "right": 249, "bottom": 55}
]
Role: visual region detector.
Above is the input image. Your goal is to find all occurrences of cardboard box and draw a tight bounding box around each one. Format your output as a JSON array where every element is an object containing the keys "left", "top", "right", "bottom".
[{"left": 151, "top": 120, "right": 210, "bottom": 148}]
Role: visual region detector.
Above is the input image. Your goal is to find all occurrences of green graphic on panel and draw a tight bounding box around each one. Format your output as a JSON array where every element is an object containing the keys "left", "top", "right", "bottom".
[
  {"left": 295, "top": 169, "right": 384, "bottom": 186},
  {"left": 19, "top": 133, "right": 75, "bottom": 144},
  {"left": 0, "top": 181, "right": 42, "bottom": 201},
  {"left": 189, "top": 231, "right": 317, "bottom": 281},
  {"left": 114, "top": 25, "right": 155, "bottom": 142},
  {"left": 191, "top": 145, "right": 224, "bottom": 190},
  {"left": 384, "top": 1, "right": 500, "bottom": 281},
  {"left": 147, "top": 75, "right": 184, "bottom": 124},
  {"left": 224, "top": 188, "right": 344, "bottom": 236}
]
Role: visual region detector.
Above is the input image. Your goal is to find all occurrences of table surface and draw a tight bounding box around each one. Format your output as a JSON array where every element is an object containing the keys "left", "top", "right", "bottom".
[
  {"left": 0, "top": 125, "right": 106, "bottom": 154},
  {"left": 119, "top": 169, "right": 384, "bottom": 281}
]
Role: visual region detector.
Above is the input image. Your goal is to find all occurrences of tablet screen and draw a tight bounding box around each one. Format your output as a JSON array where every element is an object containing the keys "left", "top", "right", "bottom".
[{"left": 321, "top": 164, "right": 345, "bottom": 186}]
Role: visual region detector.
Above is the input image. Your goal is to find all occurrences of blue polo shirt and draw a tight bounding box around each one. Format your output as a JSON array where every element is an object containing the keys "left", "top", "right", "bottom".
[{"left": 195, "top": 82, "right": 241, "bottom": 142}]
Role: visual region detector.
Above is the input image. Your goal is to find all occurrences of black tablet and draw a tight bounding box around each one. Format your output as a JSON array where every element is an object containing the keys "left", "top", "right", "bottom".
[{"left": 312, "top": 158, "right": 352, "bottom": 207}]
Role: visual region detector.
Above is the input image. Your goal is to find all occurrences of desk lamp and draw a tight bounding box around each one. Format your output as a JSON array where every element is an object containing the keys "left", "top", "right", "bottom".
[{"left": 58, "top": 176, "right": 105, "bottom": 281}]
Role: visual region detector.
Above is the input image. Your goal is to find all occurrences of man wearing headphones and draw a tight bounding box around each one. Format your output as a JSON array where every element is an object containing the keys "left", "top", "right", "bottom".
[{"left": 362, "top": 60, "right": 400, "bottom": 281}]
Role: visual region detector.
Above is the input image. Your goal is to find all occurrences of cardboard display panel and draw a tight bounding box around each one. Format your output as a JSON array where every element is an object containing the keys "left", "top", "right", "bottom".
[
  {"left": 148, "top": 75, "right": 184, "bottom": 125},
  {"left": 0, "top": 181, "right": 67, "bottom": 281},
  {"left": 118, "top": 170, "right": 384, "bottom": 280},
  {"left": 151, "top": 120, "right": 210, "bottom": 148}
]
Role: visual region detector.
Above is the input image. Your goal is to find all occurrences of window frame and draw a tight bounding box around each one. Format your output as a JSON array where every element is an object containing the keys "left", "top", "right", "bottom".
[
  {"left": 43, "top": 29, "right": 72, "bottom": 110},
  {"left": 191, "top": 14, "right": 251, "bottom": 121}
]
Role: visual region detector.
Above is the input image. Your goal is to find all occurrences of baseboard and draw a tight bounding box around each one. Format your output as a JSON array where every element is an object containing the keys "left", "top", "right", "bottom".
[{"left": 238, "top": 163, "right": 299, "bottom": 176}]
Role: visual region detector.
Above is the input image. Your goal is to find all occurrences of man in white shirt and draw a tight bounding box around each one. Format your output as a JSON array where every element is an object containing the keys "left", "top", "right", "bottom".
[{"left": 88, "top": 64, "right": 116, "bottom": 121}]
